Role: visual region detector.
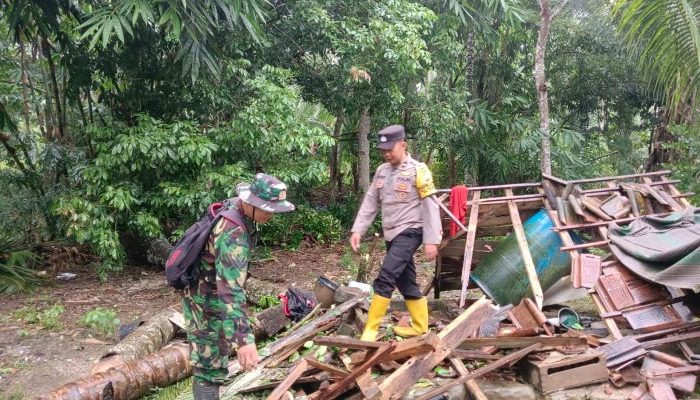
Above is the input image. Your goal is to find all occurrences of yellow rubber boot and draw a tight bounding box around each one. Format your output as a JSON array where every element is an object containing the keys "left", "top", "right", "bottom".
[
  {"left": 394, "top": 297, "right": 429, "bottom": 338},
  {"left": 360, "top": 294, "right": 391, "bottom": 341}
]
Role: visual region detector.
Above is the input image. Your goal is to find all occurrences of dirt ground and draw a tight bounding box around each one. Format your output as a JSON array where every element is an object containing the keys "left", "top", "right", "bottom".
[{"left": 0, "top": 243, "right": 435, "bottom": 399}]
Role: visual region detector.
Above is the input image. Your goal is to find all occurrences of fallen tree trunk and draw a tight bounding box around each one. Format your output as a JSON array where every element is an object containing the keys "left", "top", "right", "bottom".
[
  {"left": 91, "top": 310, "right": 179, "bottom": 374},
  {"left": 39, "top": 342, "right": 192, "bottom": 400},
  {"left": 43, "top": 306, "right": 290, "bottom": 400}
]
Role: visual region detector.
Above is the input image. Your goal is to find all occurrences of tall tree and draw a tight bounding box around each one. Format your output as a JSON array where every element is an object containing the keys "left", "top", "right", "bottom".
[{"left": 534, "top": 0, "right": 569, "bottom": 174}]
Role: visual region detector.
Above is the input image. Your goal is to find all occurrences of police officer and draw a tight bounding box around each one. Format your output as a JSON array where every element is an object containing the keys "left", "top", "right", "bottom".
[
  {"left": 350, "top": 124, "right": 442, "bottom": 340},
  {"left": 182, "top": 174, "right": 295, "bottom": 400}
]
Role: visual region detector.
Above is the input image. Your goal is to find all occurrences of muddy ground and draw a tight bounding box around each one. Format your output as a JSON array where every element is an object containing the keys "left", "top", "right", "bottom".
[{"left": 0, "top": 243, "right": 435, "bottom": 398}]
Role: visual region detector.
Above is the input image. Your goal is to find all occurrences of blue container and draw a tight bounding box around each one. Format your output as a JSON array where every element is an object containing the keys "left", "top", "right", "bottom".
[{"left": 471, "top": 209, "right": 580, "bottom": 306}]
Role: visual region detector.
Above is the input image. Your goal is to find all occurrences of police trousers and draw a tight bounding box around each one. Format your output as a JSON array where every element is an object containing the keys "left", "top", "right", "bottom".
[{"left": 372, "top": 228, "right": 423, "bottom": 299}]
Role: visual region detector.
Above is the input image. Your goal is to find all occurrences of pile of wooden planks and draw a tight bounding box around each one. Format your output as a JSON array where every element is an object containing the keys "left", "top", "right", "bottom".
[{"left": 430, "top": 170, "right": 698, "bottom": 399}]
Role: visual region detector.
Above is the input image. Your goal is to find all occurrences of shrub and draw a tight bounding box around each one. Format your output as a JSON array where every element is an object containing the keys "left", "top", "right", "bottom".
[
  {"left": 81, "top": 307, "right": 120, "bottom": 339},
  {"left": 259, "top": 205, "right": 343, "bottom": 249}
]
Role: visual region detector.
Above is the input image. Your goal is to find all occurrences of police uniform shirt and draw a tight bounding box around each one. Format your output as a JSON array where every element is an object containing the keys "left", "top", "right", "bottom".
[{"left": 351, "top": 156, "right": 442, "bottom": 244}]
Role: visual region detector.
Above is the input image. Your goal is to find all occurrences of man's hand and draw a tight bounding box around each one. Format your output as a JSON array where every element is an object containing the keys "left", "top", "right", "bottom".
[
  {"left": 423, "top": 244, "right": 438, "bottom": 261},
  {"left": 350, "top": 232, "right": 362, "bottom": 252},
  {"left": 237, "top": 343, "right": 259, "bottom": 371}
]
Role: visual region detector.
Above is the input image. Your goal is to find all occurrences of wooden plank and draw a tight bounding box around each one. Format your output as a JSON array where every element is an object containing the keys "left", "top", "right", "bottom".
[
  {"left": 304, "top": 357, "right": 349, "bottom": 379},
  {"left": 459, "top": 336, "right": 585, "bottom": 349},
  {"left": 311, "top": 343, "right": 395, "bottom": 400},
  {"left": 266, "top": 359, "right": 310, "bottom": 400},
  {"left": 505, "top": 188, "right": 543, "bottom": 309},
  {"left": 560, "top": 240, "right": 610, "bottom": 252},
  {"left": 351, "top": 333, "right": 441, "bottom": 364},
  {"left": 650, "top": 366, "right": 700, "bottom": 376},
  {"left": 535, "top": 185, "right": 622, "bottom": 341},
  {"left": 450, "top": 350, "right": 503, "bottom": 360},
  {"left": 413, "top": 343, "right": 543, "bottom": 400},
  {"left": 433, "top": 196, "right": 468, "bottom": 232},
  {"left": 355, "top": 370, "right": 381, "bottom": 399},
  {"left": 437, "top": 182, "right": 542, "bottom": 192},
  {"left": 460, "top": 190, "right": 481, "bottom": 308},
  {"left": 377, "top": 297, "right": 496, "bottom": 400},
  {"left": 567, "top": 170, "right": 671, "bottom": 185},
  {"left": 660, "top": 175, "right": 692, "bottom": 207},
  {"left": 641, "top": 331, "right": 700, "bottom": 349},
  {"left": 590, "top": 292, "right": 623, "bottom": 339},
  {"left": 313, "top": 336, "right": 385, "bottom": 351},
  {"left": 449, "top": 357, "right": 488, "bottom": 400},
  {"left": 552, "top": 212, "right": 672, "bottom": 231}
]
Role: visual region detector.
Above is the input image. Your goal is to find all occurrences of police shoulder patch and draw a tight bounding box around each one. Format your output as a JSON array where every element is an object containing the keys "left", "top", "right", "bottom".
[{"left": 415, "top": 162, "right": 437, "bottom": 199}]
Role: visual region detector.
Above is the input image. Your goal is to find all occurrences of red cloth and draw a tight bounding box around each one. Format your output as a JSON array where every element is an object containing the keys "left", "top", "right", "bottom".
[{"left": 449, "top": 185, "right": 469, "bottom": 237}]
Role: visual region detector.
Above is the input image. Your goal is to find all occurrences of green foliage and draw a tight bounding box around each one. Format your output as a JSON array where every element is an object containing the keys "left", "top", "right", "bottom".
[
  {"left": 0, "top": 230, "right": 45, "bottom": 294},
  {"left": 141, "top": 378, "right": 191, "bottom": 400},
  {"left": 77, "top": 0, "right": 266, "bottom": 81},
  {"left": 667, "top": 124, "right": 700, "bottom": 204},
  {"left": 12, "top": 304, "right": 64, "bottom": 330},
  {"left": 80, "top": 307, "right": 120, "bottom": 339},
  {"left": 612, "top": 0, "right": 700, "bottom": 117},
  {"left": 259, "top": 205, "right": 343, "bottom": 249}
]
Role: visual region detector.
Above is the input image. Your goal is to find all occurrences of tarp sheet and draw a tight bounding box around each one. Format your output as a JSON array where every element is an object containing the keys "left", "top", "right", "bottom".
[{"left": 609, "top": 207, "right": 700, "bottom": 289}]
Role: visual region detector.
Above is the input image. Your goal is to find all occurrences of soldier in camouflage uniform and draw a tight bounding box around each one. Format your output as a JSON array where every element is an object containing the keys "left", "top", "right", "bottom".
[{"left": 182, "top": 174, "right": 294, "bottom": 400}]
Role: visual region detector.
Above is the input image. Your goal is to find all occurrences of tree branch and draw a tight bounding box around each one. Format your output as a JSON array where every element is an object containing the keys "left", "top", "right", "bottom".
[{"left": 551, "top": 0, "right": 570, "bottom": 21}]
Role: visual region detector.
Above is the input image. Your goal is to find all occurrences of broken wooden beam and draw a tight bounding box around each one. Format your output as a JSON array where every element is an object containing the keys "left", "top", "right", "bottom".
[
  {"left": 304, "top": 357, "right": 349, "bottom": 379},
  {"left": 460, "top": 189, "right": 480, "bottom": 308},
  {"left": 413, "top": 343, "right": 543, "bottom": 400},
  {"left": 505, "top": 188, "right": 543, "bottom": 309},
  {"left": 459, "top": 336, "right": 586, "bottom": 349},
  {"left": 310, "top": 343, "right": 395, "bottom": 400},
  {"left": 266, "top": 359, "right": 310, "bottom": 400},
  {"left": 313, "top": 335, "right": 385, "bottom": 351},
  {"left": 376, "top": 297, "right": 496, "bottom": 400},
  {"left": 449, "top": 357, "right": 488, "bottom": 400},
  {"left": 351, "top": 333, "right": 441, "bottom": 365}
]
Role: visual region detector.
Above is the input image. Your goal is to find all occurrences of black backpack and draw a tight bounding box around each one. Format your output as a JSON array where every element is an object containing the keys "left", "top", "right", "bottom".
[{"left": 165, "top": 199, "right": 246, "bottom": 290}]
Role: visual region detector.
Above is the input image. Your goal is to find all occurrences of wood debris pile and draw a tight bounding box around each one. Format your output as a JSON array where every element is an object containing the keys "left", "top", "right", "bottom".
[{"left": 40, "top": 170, "right": 699, "bottom": 399}]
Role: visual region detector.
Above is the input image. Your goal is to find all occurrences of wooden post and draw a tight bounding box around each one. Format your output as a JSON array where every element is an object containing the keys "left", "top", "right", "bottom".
[
  {"left": 459, "top": 190, "right": 481, "bottom": 308},
  {"left": 505, "top": 188, "right": 543, "bottom": 309}
]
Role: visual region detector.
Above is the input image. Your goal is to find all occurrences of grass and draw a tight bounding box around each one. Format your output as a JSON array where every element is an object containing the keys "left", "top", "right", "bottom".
[{"left": 11, "top": 304, "right": 64, "bottom": 330}]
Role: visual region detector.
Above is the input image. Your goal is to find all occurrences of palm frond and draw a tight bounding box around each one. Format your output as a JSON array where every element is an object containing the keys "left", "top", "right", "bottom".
[{"left": 612, "top": 0, "right": 700, "bottom": 118}]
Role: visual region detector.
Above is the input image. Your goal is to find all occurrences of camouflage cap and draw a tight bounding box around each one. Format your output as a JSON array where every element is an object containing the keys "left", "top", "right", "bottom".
[{"left": 238, "top": 173, "right": 295, "bottom": 213}]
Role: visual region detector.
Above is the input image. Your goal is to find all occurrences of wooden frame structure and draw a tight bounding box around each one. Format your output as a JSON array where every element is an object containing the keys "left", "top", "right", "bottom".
[{"left": 432, "top": 170, "right": 694, "bottom": 322}]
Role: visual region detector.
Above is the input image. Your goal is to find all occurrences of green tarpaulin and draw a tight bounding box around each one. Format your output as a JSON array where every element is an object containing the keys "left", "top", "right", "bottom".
[{"left": 608, "top": 207, "right": 700, "bottom": 289}]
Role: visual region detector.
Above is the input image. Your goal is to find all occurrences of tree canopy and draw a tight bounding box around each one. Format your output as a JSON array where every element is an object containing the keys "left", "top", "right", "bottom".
[{"left": 0, "top": 0, "right": 698, "bottom": 277}]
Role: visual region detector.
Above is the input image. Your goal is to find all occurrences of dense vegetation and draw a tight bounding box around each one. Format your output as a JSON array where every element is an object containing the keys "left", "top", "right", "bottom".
[{"left": 0, "top": 0, "right": 698, "bottom": 284}]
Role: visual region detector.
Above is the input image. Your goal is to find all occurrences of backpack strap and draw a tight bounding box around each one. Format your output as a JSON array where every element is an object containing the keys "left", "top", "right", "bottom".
[{"left": 211, "top": 197, "right": 248, "bottom": 231}]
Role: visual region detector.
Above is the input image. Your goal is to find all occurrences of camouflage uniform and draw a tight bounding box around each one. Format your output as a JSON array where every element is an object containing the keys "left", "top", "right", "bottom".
[
  {"left": 181, "top": 200, "right": 254, "bottom": 384},
  {"left": 182, "top": 174, "right": 294, "bottom": 385}
]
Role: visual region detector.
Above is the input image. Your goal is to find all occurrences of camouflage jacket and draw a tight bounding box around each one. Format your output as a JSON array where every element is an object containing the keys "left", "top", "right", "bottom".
[{"left": 198, "top": 200, "right": 256, "bottom": 347}]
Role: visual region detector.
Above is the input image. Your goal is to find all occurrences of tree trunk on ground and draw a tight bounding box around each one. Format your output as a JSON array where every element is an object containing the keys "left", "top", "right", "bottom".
[
  {"left": 329, "top": 115, "right": 343, "bottom": 198},
  {"left": 535, "top": 0, "right": 569, "bottom": 176},
  {"left": 357, "top": 106, "right": 371, "bottom": 200}
]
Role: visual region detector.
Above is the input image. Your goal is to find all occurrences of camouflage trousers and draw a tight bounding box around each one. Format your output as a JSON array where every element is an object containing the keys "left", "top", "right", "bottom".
[{"left": 182, "top": 288, "right": 237, "bottom": 384}]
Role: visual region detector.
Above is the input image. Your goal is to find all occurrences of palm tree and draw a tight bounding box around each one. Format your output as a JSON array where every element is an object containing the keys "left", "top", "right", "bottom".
[
  {"left": 612, "top": 0, "right": 700, "bottom": 119},
  {"left": 77, "top": 0, "right": 267, "bottom": 81}
]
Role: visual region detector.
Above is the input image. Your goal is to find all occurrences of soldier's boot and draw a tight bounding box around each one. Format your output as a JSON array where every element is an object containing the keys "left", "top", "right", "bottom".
[
  {"left": 360, "top": 294, "right": 391, "bottom": 341},
  {"left": 193, "top": 380, "right": 220, "bottom": 400},
  {"left": 394, "top": 297, "right": 429, "bottom": 338}
]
